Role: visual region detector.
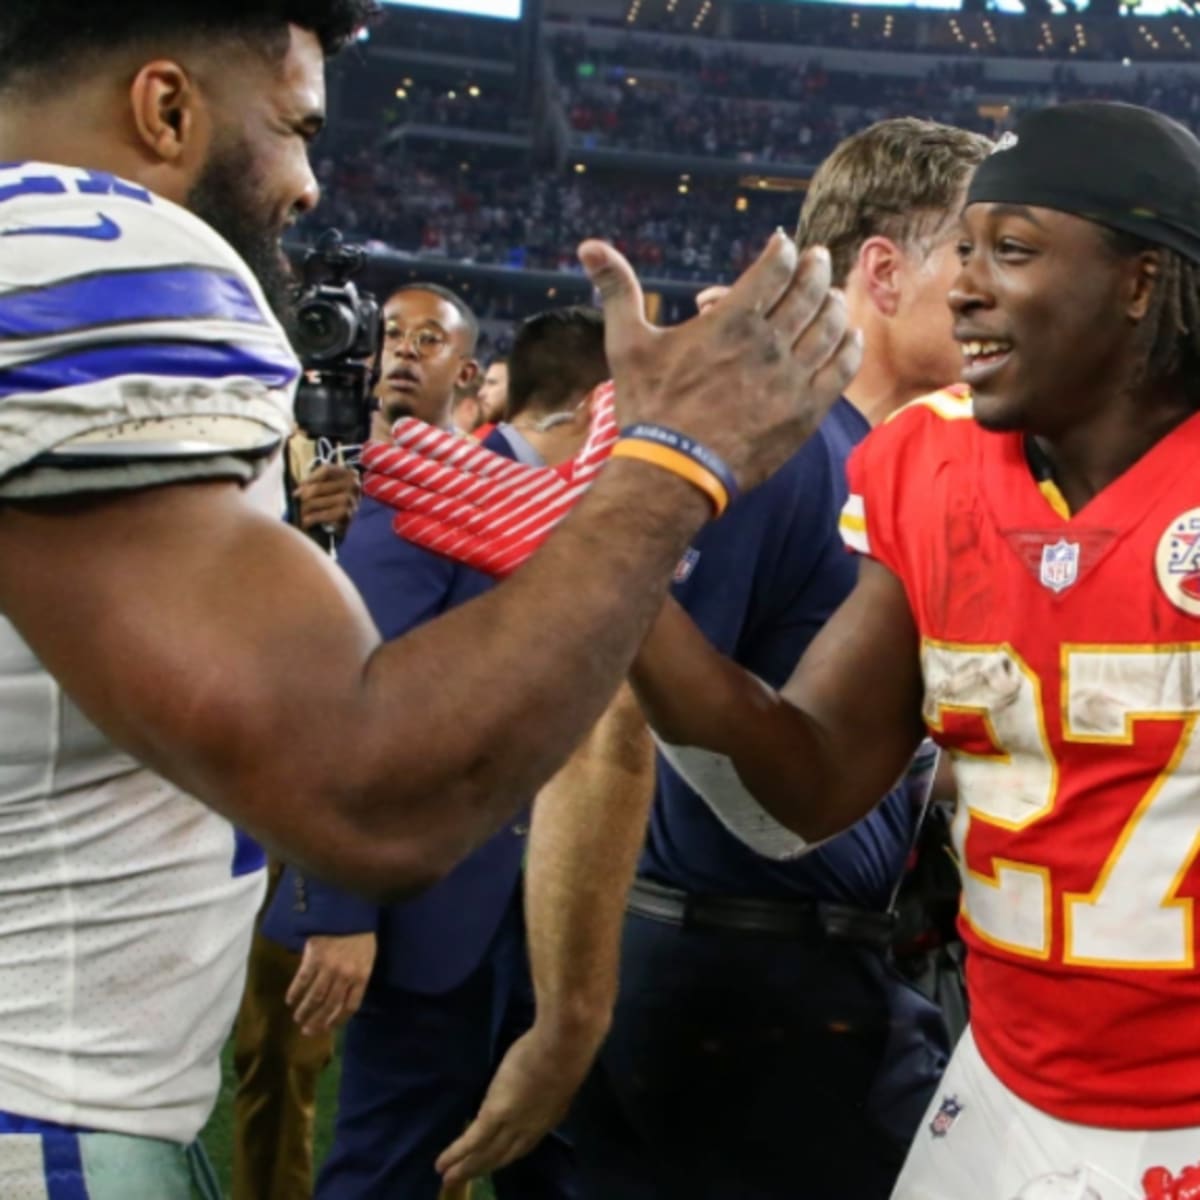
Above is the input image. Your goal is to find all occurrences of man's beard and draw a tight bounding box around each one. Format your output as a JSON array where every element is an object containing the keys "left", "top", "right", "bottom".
[{"left": 187, "top": 137, "right": 297, "bottom": 325}]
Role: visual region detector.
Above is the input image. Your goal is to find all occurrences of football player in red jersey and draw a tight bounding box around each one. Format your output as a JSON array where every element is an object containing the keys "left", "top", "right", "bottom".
[
  {"left": 342, "top": 99, "right": 1200, "bottom": 1196},
  {"left": 621, "top": 102, "right": 1200, "bottom": 1197}
]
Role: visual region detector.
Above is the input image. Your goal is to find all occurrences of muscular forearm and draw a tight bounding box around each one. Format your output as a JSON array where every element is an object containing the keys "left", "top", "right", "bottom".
[
  {"left": 631, "top": 583, "right": 925, "bottom": 846},
  {"left": 335, "top": 464, "right": 706, "bottom": 892},
  {"left": 524, "top": 684, "right": 655, "bottom": 1045},
  {"left": 0, "top": 232, "right": 863, "bottom": 898},
  {"left": 633, "top": 618, "right": 846, "bottom": 844},
  {"left": 429, "top": 692, "right": 655, "bottom": 1189},
  {"left": 631, "top": 597, "right": 768, "bottom": 749},
  {"left": 0, "top": 464, "right": 706, "bottom": 900}
]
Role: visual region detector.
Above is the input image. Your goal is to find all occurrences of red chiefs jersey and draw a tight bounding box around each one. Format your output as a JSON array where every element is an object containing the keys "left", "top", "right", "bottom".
[{"left": 842, "top": 385, "right": 1200, "bottom": 1129}]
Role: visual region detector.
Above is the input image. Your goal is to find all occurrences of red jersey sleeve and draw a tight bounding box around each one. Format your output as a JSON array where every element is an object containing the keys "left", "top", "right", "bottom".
[{"left": 839, "top": 384, "right": 973, "bottom": 581}]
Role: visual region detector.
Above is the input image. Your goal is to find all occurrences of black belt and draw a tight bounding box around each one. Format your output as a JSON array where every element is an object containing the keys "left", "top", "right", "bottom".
[{"left": 627, "top": 877, "right": 896, "bottom": 952}]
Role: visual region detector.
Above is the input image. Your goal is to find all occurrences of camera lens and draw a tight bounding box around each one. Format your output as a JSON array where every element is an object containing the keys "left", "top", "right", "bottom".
[{"left": 295, "top": 298, "right": 356, "bottom": 362}]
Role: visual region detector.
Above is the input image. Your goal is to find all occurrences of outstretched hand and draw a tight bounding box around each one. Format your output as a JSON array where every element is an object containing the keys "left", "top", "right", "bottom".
[{"left": 578, "top": 232, "right": 860, "bottom": 492}]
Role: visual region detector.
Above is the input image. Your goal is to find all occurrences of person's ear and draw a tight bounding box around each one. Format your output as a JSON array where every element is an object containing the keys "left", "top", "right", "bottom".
[
  {"left": 128, "top": 60, "right": 208, "bottom": 167},
  {"left": 1126, "top": 249, "right": 1160, "bottom": 323},
  {"left": 856, "top": 236, "right": 903, "bottom": 319},
  {"left": 456, "top": 358, "right": 481, "bottom": 391}
]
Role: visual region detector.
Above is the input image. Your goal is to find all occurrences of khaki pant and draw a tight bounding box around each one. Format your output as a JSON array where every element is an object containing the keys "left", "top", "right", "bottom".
[
  {"left": 231, "top": 865, "right": 475, "bottom": 1200},
  {"left": 232, "top": 867, "right": 335, "bottom": 1200}
]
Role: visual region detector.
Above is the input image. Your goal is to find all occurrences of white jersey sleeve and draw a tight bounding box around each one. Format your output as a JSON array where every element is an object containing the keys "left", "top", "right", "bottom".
[{"left": 0, "top": 162, "right": 299, "bottom": 496}]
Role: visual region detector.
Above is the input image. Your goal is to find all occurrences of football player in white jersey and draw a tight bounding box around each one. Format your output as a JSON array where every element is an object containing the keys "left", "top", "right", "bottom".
[{"left": 0, "top": 1, "right": 860, "bottom": 1193}]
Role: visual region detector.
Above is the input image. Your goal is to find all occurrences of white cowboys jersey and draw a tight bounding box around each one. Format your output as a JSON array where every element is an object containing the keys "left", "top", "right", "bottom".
[{"left": 0, "top": 163, "right": 300, "bottom": 1141}]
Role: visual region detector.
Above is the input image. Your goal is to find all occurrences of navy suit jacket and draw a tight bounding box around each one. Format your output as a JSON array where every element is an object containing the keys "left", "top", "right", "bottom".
[{"left": 261, "top": 432, "right": 528, "bottom": 996}]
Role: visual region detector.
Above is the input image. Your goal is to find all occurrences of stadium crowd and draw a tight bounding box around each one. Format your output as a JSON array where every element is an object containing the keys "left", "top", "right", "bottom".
[
  {"left": 307, "top": 150, "right": 796, "bottom": 283},
  {"left": 390, "top": 82, "right": 526, "bottom": 135},
  {"left": 308, "top": 42, "right": 1200, "bottom": 299},
  {"left": 552, "top": 39, "right": 1200, "bottom": 157},
  {"left": 364, "top": 0, "right": 1200, "bottom": 64}
]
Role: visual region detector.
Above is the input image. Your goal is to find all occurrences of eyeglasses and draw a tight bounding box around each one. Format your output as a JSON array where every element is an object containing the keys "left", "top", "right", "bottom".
[{"left": 385, "top": 325, "right": 451, "bottom": 357}]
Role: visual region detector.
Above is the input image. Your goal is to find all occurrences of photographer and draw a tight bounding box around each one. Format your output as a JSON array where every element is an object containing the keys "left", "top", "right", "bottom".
[{"left": 260, "top": 301, "right": 611, "bottom": 1200}]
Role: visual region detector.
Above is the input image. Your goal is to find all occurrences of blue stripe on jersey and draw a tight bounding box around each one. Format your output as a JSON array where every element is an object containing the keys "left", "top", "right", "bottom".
[
  {"left": 41, "top": 1131, "right": 89, "bottom": 1200},
  {"left": 232, "top": 829, "right": 267, "bottom": 878},
  {"left": 0, "top": 164, "right": 152, "bottom": 207},
  {"left": 0, "top": 174, "right": 69, "bottom": 206},
  {"left": 0, "top": 339, "right": 299, "bottom": 399},
  {"left": 0, "top": 1112, "right": 92, "bottom": 1136},
  {"left": 0, "top": 268, "right": 269, "bottom": 342}
]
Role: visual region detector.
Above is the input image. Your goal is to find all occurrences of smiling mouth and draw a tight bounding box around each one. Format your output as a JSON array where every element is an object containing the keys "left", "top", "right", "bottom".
[{"left": 960, "top": 338, "right": 1013, "bottom": 382}]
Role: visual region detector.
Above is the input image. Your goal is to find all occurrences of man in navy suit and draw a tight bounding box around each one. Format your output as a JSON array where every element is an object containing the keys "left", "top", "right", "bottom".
[
  {"left": 262, "top": 296, "right": 608, "bottom": 1199},
  {"left": 434, "top": 120, "right": 990, "bottom": 1200}
]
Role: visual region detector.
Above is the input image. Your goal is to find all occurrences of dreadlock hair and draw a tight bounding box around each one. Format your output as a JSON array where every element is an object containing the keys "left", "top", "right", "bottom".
[
  {"left": 0, "top": 0, "right": 379, "bottom": 93},
  {"left": 1104, "top": 228, "right": 1200, "bottom": 410}
]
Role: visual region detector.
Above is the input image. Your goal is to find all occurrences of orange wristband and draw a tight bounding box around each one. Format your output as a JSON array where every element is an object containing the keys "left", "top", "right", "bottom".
[{"left": 610, "top": 439, "right": 730, "bottom": 517}]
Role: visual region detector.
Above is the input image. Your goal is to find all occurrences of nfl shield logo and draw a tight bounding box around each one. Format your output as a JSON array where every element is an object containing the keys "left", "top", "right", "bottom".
[
  {"left": 929, "top": 1094, "right": 963, "bottom": 1139},
  {"left": 1039, "top": 539, "right": 1080, "bottom": 593},
  {"left": 673, "top": 548, "right": 701, "bottom": 584}
]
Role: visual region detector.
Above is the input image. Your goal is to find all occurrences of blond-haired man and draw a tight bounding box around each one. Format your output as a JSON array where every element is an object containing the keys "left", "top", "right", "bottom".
[{"left": 426, "top": 118, "right": 991, "bottom": 1200}]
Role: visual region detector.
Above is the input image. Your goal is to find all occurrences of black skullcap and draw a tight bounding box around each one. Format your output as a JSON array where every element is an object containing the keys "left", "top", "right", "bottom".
[{"left": 967, "top": 101, "right": 1200, "bottom": 265}]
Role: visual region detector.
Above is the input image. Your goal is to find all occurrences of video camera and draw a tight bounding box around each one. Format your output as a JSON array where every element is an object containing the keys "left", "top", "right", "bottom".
[{"left": 291, "top": 230, "right": 382, "bottom": 446}]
